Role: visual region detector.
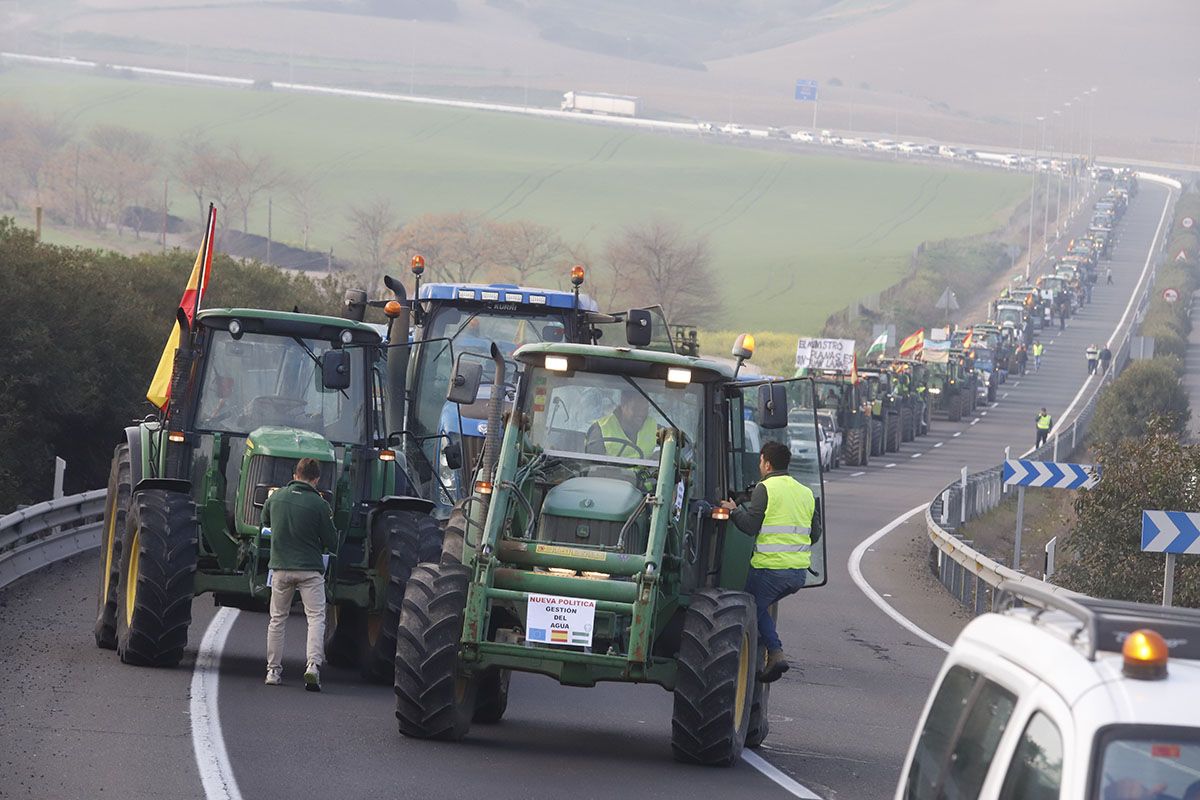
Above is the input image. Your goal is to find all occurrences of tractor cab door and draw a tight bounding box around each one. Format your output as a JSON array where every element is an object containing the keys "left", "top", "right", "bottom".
[{"left": 726, "top": 377, "right": 828, "bottom": 589}]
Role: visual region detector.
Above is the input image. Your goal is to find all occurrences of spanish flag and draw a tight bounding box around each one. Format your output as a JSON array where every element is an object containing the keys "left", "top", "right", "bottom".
[
  {"left": 146, "top": 205, "right": 216, "bottom": 409},
  {"left": 898, "top": 328, "right": 924, "bottom": 358},
  {"left": 961, "top": 330, "right": 974, "bottom": 350}
]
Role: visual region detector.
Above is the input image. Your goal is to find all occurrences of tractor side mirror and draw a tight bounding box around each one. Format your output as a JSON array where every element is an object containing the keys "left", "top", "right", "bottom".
[
  {"left": 625, "top": 308, "right": 653, "bottom": 348},
  {"left": 443, "top": 441, "right": 463, "bottom": 470},
  {"left": 321, "top": 350, "right": 352, "bottom": 390},
  {"left": 447, "top": 355, "right": 483, "bottom": 405},
  {"left": 758, "top": 383, "right": 788, "bottom": 430}
]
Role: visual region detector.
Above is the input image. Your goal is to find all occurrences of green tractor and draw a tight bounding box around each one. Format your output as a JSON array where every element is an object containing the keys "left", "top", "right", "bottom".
[
  {"left": 857, "top": 369, "right": 901, "bottom": 455},
  {"left": 94, "top": 292, "right": 443, "bottom": 680},
  {"left": 881, "top": 359, "right": 928, "bottom": 442},
  {"left": 813, "top": 372, "right": 871, "bottom": 467},
  {"left": 926, "top": 348, "right": 973, "bottom": 422},
  {"left": 392, "top": 332, "right": 827, "bottom": 764}
]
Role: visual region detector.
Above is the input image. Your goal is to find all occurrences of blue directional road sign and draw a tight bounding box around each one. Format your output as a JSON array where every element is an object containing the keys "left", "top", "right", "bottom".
[
  {"left": 794, "top": 79, "right": 819, "bottom": 102},
  {"left": 1141, "top": 510, "right": 1200, "bottom": 555},
  {"left": 1003, "top": 459, "right": 1101, "bottom": 489}
]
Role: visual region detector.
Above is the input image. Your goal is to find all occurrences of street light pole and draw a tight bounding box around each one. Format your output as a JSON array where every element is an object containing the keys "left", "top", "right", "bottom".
[
  {"left": 1044, "top": 113, "right": 1054, "bottom": 251},
  {"left": 1026, "top": 115, "right": 1044, "bottom": 280}
]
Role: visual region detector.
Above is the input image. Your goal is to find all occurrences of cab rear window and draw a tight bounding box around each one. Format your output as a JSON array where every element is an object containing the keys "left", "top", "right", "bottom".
[
  {"left": 1091, "top": 726, "right": 1200, "bottom": 800},
  {"left": 904, "top": 665, "right": 1017, "bottom": 800}
]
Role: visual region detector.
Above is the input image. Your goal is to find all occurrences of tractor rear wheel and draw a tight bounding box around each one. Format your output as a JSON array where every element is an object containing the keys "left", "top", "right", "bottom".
[
  {"left": 947, "top": 393, "right": 961, "bottom": 422},
  {"left": 870, "top": 418, "right": 884, "bottom": 457},
  {"left": 116, "top": 489, "right": 198, "bottom": 667},
  {"left": 395, "top": 562, "right": 476, "bottom": 741},
  {"left": 472, "top": 667, "right": 511, "bottom": 723},
  {"left": 670, "top": 589, "right": 757, "bottom": 766},
  {"left": 362, "top": 510, "right": 444, "bottom": 683},
  {"left": 842, "top": 427, "right": 864, "bottom": 467},
  {"left": 900, "top": 406, "right": 915, "bottom": 442},
  {"left": 885, "top": 414, "right": 902, "bottom": 452},
  {"left": 324, "top": 603, "right": 362, "bottom": 668},
  {"left": 95, "top": 444, "right": 132, "bottom": 650},
  {"left": 745, "top": 676, "right": 771, "bottom": 749}
]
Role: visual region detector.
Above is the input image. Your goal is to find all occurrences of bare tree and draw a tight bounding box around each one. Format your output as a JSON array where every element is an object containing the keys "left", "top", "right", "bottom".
[
  {"left": 491, "top": 220, "right": 565, "bottom": 284},
  {"left": 225, "top": 141, "right": 287, "bottom": 233},
  {"left": 287, "top": 177, "right": 323, "bottom": 251},
  {"left": 346, "top": 196, "right": 401, "bottom": 273},
  {"left": 68, "top": 124, "right": 158, "bottom": 234},
  {"left": 392, "top": 212, "right": 496, "bottom": 283},
  {"left": 0, "top": 102, "right": 72, "bottom": 210},
  {"left": 603, "top": 219, "right": 718, "bottom": 323}
]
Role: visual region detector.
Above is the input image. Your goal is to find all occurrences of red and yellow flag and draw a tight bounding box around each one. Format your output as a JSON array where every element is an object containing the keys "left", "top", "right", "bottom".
[
  {"left": 850, "top": 353, "right": 859, "bottom": 384},
  {"left": 147, "top": 205, "right": 216, "bottom": 409},
  {"left": 898, "top": 328, "right": 925, "bottom": 358},
  {"left": 961, "top": 330, "right": 975, "bottom": 350}
]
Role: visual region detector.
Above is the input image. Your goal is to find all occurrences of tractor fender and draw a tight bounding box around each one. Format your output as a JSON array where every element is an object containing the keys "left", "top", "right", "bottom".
[
  {"left": 369, "top": 495, "right": 437, "bottom": 526},
  {"left": 133, "top": 477, "right": 193, "bottom": 495},
  {"left": 123, "top": 425, "right": 145, "bottom": 487}
]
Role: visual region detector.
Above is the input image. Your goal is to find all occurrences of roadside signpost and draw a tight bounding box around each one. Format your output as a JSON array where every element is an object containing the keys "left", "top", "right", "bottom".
[
  {"left": 1183, "top": 216, "right": 1194, "bottom": 229},
  {"left": 1141, "top": 510, "right": 1200, "bottom": 606},
  {"left": 794, "top": 79, "right": 819, "bottom": 129},
  {"left": 1163, "top": 287, "right": 1180, "bottom": 303},
  {"left": 1004, "top": 459, "right": 1101, "bottom": 569}
]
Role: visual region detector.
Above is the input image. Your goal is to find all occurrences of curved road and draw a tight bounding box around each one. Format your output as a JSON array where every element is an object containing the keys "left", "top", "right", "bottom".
[{"left": 0, "top": 181, "right": 1173, "bottom": 799}]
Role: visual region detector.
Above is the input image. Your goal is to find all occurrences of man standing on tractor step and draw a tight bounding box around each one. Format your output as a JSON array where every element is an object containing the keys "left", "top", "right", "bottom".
[
  {"left": 262, "top": 457, "right": 338, "bottom": 691},
  {"left": 720, "top": 441, "right": 817, "bottom": 684}
]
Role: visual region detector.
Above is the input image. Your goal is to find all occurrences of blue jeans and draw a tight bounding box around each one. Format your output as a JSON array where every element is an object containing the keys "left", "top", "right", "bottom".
[{"left": 745, "top": 567, "right": 808, "bottom": 651}]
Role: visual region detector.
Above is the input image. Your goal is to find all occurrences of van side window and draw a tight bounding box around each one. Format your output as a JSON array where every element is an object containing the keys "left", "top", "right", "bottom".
[
  {"left": 904, "top": 665, "right": 1017, "bottom": 800},
  {"left": 998, "top": 712, "right": 1063, "bottom": 800}
]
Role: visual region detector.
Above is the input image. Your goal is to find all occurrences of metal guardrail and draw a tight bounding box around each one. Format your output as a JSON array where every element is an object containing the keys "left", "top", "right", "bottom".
[
  {"left": 0, "top": 489, "right": 106, "bottom": 589},
  {"left": 926, "top": 172, "right": 1182, "bottom": 614}
]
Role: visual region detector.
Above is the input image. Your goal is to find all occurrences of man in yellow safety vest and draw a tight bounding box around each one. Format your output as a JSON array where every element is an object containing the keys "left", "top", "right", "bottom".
[
  {"left": 720, "top": 441, "right": 817, "bottom": 683},
  {"left": 585, "top": 387, "right": 659, "bottom": 459},
  {"left": 1036, "top": 408, "right": 1053, "bottom": 448},
  {"left": 1032, "top": 340, "right": 1044, "bottom": 372}
]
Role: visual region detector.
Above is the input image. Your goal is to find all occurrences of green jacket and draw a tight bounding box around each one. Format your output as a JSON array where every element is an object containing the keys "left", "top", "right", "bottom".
[{"left": 262, "top": 480, "right": 338, "bottom": 571}]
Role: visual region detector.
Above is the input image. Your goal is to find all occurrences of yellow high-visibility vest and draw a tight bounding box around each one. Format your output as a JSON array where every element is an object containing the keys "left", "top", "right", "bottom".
[
  {"left": 595, "top": 413, "right": 658, "bottom": 458},
  {"left": 1037, "top": 414, "right": 1052, "bottom": 431},
  {"left": 752, "top": 475, "right": 815, "bottom": 570}
]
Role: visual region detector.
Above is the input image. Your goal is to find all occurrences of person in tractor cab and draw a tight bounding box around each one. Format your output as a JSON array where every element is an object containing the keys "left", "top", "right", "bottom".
[
  {"left": 720, "top": 441, "right": 818, "bottom": 684},
  {"left": 585, "top": 386, "right": 659, "bottom": 459}
]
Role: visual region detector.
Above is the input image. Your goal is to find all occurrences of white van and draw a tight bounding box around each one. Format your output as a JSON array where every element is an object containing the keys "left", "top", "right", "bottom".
[{"left": 895, "top": 582, "right": 1200, "bottom": 800}]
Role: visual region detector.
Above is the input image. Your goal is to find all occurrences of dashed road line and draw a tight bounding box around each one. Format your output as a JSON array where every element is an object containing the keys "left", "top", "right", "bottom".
[
  {"left": 851, "top": 471, "right": 865, "bottom": 477},
  {"left": 885, "top": 463, "right": 897, "bottom": 468},
  {"left": 911, "top": 453, "right": 922, "bottom": 458},
  {"left": 933, "top": 442, "right": 943, "bottom": 448},
  {"left": 953, "top": 432, "right": 962, "bottom": 437}
]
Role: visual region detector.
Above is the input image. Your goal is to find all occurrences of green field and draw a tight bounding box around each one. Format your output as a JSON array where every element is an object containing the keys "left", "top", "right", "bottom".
[{"left": 0, "top": 66, "right": 1025, "bottom": 331}]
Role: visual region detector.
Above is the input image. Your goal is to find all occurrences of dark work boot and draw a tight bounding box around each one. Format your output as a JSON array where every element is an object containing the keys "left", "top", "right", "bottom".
[{"left": 759, "top": 649, "right": 790, "bottom": 683}]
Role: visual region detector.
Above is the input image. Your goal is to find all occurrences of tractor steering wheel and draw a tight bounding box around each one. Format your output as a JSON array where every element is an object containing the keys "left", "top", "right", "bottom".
[{"left": 597, "top": 437, "right": 645, "bottom": 459}]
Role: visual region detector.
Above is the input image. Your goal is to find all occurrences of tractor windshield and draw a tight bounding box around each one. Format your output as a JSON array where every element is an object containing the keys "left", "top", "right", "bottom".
[
  {"left": 523, "top": 367, "right": 703, "bottom": 474},
  {"left": 194, "top": 330, "right": 368, "bottom": 444}
]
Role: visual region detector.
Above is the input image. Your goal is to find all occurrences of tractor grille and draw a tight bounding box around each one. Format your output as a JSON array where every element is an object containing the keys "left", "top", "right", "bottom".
[
  {"left": 238, "top": 455, "right": 333, "bottom": 531},
  {"left": 536, "top": 515, "right": 645, "bottom": 554}
]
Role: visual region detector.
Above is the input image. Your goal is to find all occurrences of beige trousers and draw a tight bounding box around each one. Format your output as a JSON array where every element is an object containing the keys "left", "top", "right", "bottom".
[{"left": 266, "top": 570, "right": 326, "bottom": 671}]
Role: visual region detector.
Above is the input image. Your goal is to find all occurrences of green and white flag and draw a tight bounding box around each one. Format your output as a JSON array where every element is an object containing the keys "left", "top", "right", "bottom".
[{"left": 865, "top": 332, "right": 887, "bottom": 359}]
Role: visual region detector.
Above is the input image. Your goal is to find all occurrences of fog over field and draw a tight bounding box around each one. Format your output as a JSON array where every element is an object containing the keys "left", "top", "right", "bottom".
[{"left": 3, "top": 0, "right": 1196, "bottom": 162}]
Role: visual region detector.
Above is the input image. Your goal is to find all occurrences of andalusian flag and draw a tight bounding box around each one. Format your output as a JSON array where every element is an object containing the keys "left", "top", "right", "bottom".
[
  {"left": 898, "top": 328, "right": 925, "bottom": 358},
  {"left": 850, "top": 353, "right": 860, "bottom": 384},
  {"left": 147, "top": 204, "right": 216, "bottom": 409},
  {"left": 865, "top": 332, "right": 887, "bottom": 360}
]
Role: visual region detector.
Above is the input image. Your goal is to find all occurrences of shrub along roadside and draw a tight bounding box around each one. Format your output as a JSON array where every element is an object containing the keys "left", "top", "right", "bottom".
[{"left": 0, "top": 218, "right": 343, "bottom": 510}]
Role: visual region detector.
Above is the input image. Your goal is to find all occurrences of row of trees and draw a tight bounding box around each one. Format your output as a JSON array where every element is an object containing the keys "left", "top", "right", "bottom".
[{"left": 0, "top": 100, "right": 721, "bottom": 324}]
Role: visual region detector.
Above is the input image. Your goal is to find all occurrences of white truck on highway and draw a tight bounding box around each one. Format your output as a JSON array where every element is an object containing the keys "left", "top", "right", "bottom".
[
  {"left": 560, "top": 91, "right": 639, "bottom": 118},
  {"left": 896, "top": 582, "right": 1200, "bottom": 800}
]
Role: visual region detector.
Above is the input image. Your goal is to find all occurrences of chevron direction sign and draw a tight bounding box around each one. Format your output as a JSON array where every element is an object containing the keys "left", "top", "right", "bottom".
[
  {"left": 1141, "top": 511, "right": 1200, "bottom": 555},
  {"left": 1003, "top": 459, "right": 1101, "bottom": 489}
]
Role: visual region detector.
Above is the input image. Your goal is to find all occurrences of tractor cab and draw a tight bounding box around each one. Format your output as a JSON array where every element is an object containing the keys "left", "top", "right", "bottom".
[
  {"left": 393, "top": 333, "right": 828, "bottom": 764},
  {"left": 812, "top": 371, "right": 871, "bottom": 467}
]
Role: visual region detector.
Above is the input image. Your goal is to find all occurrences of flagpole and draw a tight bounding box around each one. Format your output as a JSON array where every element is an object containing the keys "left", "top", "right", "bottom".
[{"left": 194, "top": 203, "right": 215, "bottom": 322}]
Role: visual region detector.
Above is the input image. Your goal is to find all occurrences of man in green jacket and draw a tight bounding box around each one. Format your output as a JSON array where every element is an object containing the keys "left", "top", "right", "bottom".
[{"left": 262, "top": 457, "right": 338, "bottom": 691}]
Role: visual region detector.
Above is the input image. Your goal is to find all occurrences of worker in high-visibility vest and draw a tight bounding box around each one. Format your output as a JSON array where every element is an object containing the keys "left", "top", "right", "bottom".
[
  {"left": 1032, "top": 340, "right": 1044, "bottom": 372},
  {"left": 585, "top": 387, "right": 659, "bottom": 458},
  {"left": 720, "top": 441, "right": 818, "bottom": 683},
  {"left": 1086, "top": 343, "right": 1100, "bottom": 375},
  {"left": 1035, "top": 408, "right": 1054, "bottom": 448}
]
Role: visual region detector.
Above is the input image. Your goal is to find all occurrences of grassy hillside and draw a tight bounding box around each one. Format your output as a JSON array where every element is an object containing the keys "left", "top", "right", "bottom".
[{"left": 0, "top": 66, "right": 1025, "bottom": 331}]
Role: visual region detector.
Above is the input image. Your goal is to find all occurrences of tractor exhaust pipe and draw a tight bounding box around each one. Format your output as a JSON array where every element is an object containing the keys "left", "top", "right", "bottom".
[
  {"left": 383, "top": 276, "right": 410, "bottom": 442},
  {"left": 480, "top": 342, "right": 505, "bottom": 484}
]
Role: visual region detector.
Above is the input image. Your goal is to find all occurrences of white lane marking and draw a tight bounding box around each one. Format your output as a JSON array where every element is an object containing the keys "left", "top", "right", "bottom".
[
  {"left": 911, "top": 453, "right": 922, "bottom": 459},
  {"left": 848, "top": 505, "right": 951, "bottom": 652},
  {"left": 742, "top": 750, "right": 823, "bottom": 799},
  {"left": 952, "top": 432, "right": 962, "bottom": 438},
  {"left": 970, "top": 419, "right": 979, "bottom": 426},
  {"left": 981, "top": 411, "right": 988, "bottom": 417},
  {"left": 191, "top": 608, "right": 244, "bottom": 800},
  {"left": 989, "top": 402, "right": 998, "bottom": 408},
  {"left": 851, "top": 471, "right": 866, "bottom": 477},
  {"left": 933, "top": 442, "right": 943, "bottom": 448},
  {"left": 1020, "top": 182, "right": 1175, "bottom": 458},
  {"left": 1002, "top": 393, "right": 1009, "bottom": 399},
  {"left": 1012, "top": 381, "right": 1020, "bottom": 387},
  {"left": 886, "top": 463, "right": 897, "bottom": 468}
]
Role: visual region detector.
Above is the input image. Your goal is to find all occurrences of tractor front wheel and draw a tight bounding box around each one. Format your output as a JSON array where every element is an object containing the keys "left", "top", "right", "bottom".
[
  {"left": 670, "top": 589, "right": 757, "bottom": 766},
  {"left": 94, "top": 444, "right": 132, "bottom": 650},
  {"left": 394, "top": 562, "right": 476, "bottom": 741},
  {"left": 115, "top": 489, "right": 198, "bottom": 667},
  {"left": 362, "top": 509, "right": 444, "bottom": 683}
]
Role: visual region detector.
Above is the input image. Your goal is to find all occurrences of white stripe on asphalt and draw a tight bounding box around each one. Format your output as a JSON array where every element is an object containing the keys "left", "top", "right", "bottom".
[
  {"left": 970, "top": 419, "right": 979, "bottom": 426},
  {"left": 911, "top": 453, "right": 922, "bottom": 459},
  {"left": 953, "top": 432, "right": 961, "bottom": 437},
  {"left": 851, "top": 471, "right": 866, "bottom": 477},
  {"left": 1012, "top": 381, "right": 1020, "bottom": 387},
  {"left": 742, "top": 751, "right": 823, "bottom": 799},
  {"left": 848, "top": 505, "right": 951, "bottom": 652},
  {"left": 886, "top": 463, "right": 897, "bottom": 468},
  {"left": 1002, "top": 393, "right": 1009, "bottom": 399},
  {"left": 981, "top": 411, "right": 988, "bottom": 417},
  {"left": 191, "top": 607, "right": 244, "bottom": 800},
  {"left": 933, "top": 442, "right": 943, "bottom": 448}
]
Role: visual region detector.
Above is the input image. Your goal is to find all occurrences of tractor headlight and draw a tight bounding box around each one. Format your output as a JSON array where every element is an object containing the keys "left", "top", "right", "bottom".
[
  {"left": 340, "top": 329, "right": 354, "bottom": 345},
  {"left": 928, "top": 387, "right": 942, "bottom": 395},
  {"left": 228, "top": 318, "right": 243, "bottom": 339}
]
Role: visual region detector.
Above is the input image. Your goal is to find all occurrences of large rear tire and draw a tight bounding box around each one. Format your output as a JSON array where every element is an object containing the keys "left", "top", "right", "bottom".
[
  {"left": 947, "top": 393, "right": 962, "bottom": 422},
  {"left": 842, "top": 427, "right": 865, "bottom": 467},
  {"left": 870, "top": 418, "right": 884, "bottom": 457},
  {"left": 115, "top": 489, "right": 198, "bottom": 667},
  {"left": 394, "top": 562, "right": 476, "bottom": 741},
  {"left": 885, "top": 413, "right": 902, "bottom": 452},
  {"left": 362, "top": 510, "right": 444, "bottom": 683},
  {"left": 95, "top": 444, "right": 132, "bottom": 650},
  {"left": 900, "top": 406, "right": 915, "bottom": 442},
  {"left": 745, "top": 674, "right": 771, "bottom": 749},
  {"left": 670, "top": 589, "right": 757, "bottom": 766}
]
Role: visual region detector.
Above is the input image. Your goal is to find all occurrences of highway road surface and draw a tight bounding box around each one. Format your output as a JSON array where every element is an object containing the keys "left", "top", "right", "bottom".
[{"left": 0, "top": 181, "right": 1173, "bottom": 799}]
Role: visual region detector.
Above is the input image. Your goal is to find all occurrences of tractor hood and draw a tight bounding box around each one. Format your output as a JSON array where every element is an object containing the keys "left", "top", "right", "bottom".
[
  {"left": 235, "top": 427, "right": 336, "bottom": 537},
  {"left": 245, "top": 426, "right": 336, "bottom": 462}
]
